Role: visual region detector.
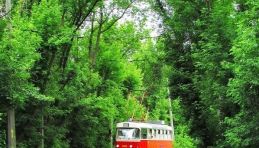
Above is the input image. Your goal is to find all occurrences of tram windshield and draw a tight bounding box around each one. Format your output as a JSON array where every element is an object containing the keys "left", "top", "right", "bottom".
[{"left": 116, "top": 128, "right": 140, "bottom": 140}]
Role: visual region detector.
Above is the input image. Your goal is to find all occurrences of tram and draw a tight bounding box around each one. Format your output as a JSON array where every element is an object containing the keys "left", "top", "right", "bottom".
[{"left": 115, "top": 121, "right": 173, "bottom": 148}]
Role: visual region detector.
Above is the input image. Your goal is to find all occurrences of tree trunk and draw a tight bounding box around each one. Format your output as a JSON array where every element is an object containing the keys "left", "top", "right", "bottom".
[
  {"left": 91, "top": 7, "right": 103, "bottom": 67},
  {"left": 88, "top": 12, "right": 95, "bottom": 62},
  {"left": 6, "top": 0, "right": 16, "bottom": 147},
  {"left": 7, "top": 108, "right": 16, "bottom": 148},
  {"left": 5, "top": 0, "right": 11, "bottom": 16},
  {"left": 40, "top": 108, "right": 44, "bottom": 148}
]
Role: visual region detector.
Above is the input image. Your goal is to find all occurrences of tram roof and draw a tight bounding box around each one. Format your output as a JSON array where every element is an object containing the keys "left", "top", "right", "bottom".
[{"left": 116, "top": 121, "right": 172, "bottom": 130}]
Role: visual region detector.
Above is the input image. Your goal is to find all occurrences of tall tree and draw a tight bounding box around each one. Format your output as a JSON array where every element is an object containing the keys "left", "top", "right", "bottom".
[
  {"left": 224, "top": 1, "right": 259, "bottom": 147},
  {"left": 0, "top": 0, "right": 43, "bottom": 147},
  {"left": 152, "top": 0, "right": 207, "bottom": 146},
  {"left": 191, "top": 1, "right": 237, "bottom": 146}
]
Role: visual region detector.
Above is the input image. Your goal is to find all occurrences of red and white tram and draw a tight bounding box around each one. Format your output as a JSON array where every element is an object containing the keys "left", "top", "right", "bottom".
[{"left": 115, "top": 121, "right": 173, "bottom": 148}]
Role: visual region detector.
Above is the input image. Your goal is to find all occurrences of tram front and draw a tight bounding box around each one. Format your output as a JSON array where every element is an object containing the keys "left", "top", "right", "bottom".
[{"left": 116, "top": 124, "right": 141, "bottom": 148}]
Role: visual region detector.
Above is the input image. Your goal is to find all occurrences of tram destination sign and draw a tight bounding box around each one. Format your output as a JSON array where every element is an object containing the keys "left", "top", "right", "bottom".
[{"left": 123, "top": 123, "right": 129, "bottom": 127}]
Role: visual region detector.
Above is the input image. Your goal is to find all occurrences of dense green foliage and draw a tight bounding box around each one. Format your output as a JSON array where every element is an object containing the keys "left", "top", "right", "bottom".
[
  {"left": 154, "top": 0, "right": 259, "bottom": 147},
  {"left": 0, "top": 0, "right": 258, "bottom": 147}
]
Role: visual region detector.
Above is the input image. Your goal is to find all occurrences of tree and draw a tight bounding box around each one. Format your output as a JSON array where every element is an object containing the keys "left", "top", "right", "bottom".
[
  {"left": 0, "top": 1, "right": 43, "bottom": 147},
  {"left": 224, "top": 1, "right": 259, "bottom": 147}
]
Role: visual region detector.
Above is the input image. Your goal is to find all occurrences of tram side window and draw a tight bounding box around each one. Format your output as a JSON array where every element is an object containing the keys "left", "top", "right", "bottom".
[
  {"left": 158, "top": 129, "right": 161, "bottom": 139},
  {"left": 141, "top": 128, "right": 147, "bottom": 139},
  {"left": 147, "top": 129, "right": 152, "bottom": 139},
  {"left": 161, "top": 130, "right": 164, "bottom": 139},
  {"left": 160, "top": 130, "right": 164, "bottom": 139},
  {"left": 169, "top": 130, "right": 172, "bottom": 139},
  {"left": 135, "top": 129, "right": 140, "bottom": 139}
]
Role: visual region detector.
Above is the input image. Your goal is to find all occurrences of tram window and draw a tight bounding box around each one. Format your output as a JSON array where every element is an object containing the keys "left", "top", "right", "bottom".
[
  {"left": 141, "top": 128, "right": 147, "bottom": 139},
  {"left": 169, "top": 131, "right": 172, "bottom": 139},
  {"left": 161, "top": 130, "right": 164, "bottom": 139},
  {"left": 135, "top": 129, "right": 140, "bottom": 139},
  {"left": 165, "top": 130, "right": 169, "bottom": 139},
  {"left": 153, "top": 129, "right": 157, "bottom": 138},
  {"left": 117, "top": 128, "right": 140, "bottom": 140},
  {"left": 147, "top": 129, "right": 152, "bottom": 139},
  {"left": 158, "top": 130, "right": 161, "bottom": 139}
]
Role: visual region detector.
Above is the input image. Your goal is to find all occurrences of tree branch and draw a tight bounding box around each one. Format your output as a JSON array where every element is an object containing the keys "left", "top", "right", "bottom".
[
  {"left": 88, "top": 12, "right": 95, "bottom": 60},
  {"left": 100, "top": 0, "right": 136, "bottom": 33},
  {"left": 75, "top": 0, "right": 101, "bottom": 31},
  {"left": 0, "top": 8, "right": 12, "bottom": 19}
]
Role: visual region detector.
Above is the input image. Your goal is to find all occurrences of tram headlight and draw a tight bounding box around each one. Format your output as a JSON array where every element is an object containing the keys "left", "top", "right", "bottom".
[
  {"left": 130, "top": 145, "right": 133, "bottom": 148},
  {"left": 116, "top": 144, "right": 119, "bottom": 148}
]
